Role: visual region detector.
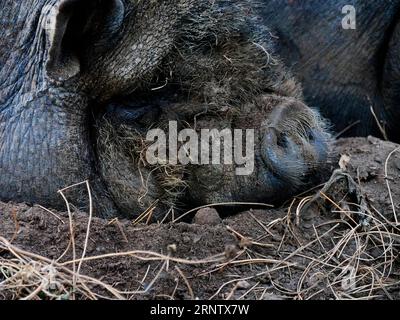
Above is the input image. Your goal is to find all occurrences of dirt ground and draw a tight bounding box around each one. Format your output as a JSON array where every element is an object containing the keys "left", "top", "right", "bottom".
[{"left": 0, "top": 137, "right": 399, "bottom": 300}]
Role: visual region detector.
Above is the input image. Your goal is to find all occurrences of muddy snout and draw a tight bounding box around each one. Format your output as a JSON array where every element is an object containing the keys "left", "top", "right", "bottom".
[{"left": 261, "top": 100, "right": 330, "bottom": 185}]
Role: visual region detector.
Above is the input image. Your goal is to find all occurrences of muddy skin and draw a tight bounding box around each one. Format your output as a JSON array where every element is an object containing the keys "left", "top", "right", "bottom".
[
  {"left": 0, "top": 0, "right": 330, "bottom": 220},
  {"left": 260, "top": 0, "right": 400, "bottom": 141}
]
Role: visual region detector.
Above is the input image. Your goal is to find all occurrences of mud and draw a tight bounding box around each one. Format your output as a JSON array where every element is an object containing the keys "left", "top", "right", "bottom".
[{"left": 0, "top": 137, "right": 399, "bottom": 300}]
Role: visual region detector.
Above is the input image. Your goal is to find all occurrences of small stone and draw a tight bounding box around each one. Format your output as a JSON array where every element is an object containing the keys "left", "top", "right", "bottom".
[
  {"left": 339, "top": 154, "right": 351, "bottom": 170},
  {"left": 225, "top": 244, "right": 239, "bottom": 259},
  {"left": 193, "top": 208, "right": 222, "bottom": 226},
  {"left": 236, "top": 280, "right": 251, "bottom": 290},
  {"left": 167, "top": 244, "right": 177, "bottom": 253}
]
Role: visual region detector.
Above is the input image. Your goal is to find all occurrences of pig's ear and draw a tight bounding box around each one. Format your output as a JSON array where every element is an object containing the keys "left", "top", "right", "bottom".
[{"left": 43, "top": 0, "right": 125, "bottom": 81}]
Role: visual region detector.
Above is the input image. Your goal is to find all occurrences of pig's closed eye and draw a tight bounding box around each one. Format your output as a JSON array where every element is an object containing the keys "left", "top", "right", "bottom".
[{"left": 105, "top": 103, "right": 161, "bottom": 126}]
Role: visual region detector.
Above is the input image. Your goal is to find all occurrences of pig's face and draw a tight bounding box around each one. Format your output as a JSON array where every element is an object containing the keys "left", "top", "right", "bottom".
[{"left": 0, "top": 0, "right": 330, "bottom": 219}]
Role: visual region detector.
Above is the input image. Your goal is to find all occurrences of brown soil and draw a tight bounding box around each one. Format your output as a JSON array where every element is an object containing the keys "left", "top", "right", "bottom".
[{"left": 0, "top": 137, "right": 399, "bottom": 300}]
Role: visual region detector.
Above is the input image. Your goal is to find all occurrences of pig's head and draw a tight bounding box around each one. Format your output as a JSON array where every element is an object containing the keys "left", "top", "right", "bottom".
[{"left": 0, "top": 0, "right": 331, "bottom": 219}]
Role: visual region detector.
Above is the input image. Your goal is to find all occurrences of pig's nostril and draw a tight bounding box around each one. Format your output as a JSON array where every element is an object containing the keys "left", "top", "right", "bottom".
[
  {"left": 276, "top": 133, "right": 288, "bottom": 148},
  {"left": 261, "top": 125, "right": 329, "bottom": 182},
  {"left": 307, "top": 129, "right": 316, "bottom": 142},
  {"left": 265, "top": 127, "right": 288, "bottom": 149},
  {"left": 263, "top": 128, "right": 298, "bottom": 165},
  {"left": 307, "top": 128, "right": 330, "bottom": 163},
  {"left": 262, "top": 128, "right": 306, "bottom": 184}
]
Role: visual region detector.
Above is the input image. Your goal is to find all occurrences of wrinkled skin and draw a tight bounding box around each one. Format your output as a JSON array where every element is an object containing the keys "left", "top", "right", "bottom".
[
  {"left": 260, "top": 0, "right": 400, "bottom": 141},
  {"left": 0, "top": 0, "right": 330, "bottom": 220}
]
